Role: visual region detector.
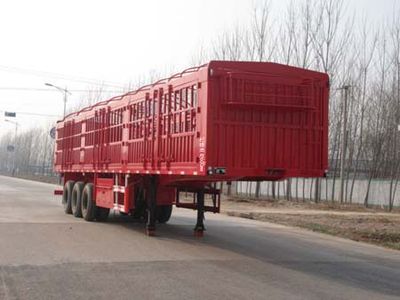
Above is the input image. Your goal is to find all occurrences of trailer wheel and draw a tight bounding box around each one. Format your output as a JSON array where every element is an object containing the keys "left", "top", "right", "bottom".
[
  {"left": 62, "top": 180, "right": 75, "bottom": 214},
  {"left": 71, "top": 181, "right": 84, "bottom": 218},
  {"left": 96, "top": 207, "right": 110, "bottom": 222},
  {"left": 81, "top": 183, "right": 96, "bottom": 221},
  {"left": 157, "top": 205, "right": 173, "bottom": 223}
]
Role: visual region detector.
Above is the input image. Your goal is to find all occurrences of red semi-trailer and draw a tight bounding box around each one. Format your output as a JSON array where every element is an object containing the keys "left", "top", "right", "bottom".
[{"left": 54, "top": 61, "right": 329, "bottom": 236}]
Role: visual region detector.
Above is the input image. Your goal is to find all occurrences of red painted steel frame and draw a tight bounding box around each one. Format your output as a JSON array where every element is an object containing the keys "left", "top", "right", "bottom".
[{"left": 54, "top": 61, "right": 329, "bottom": 210}]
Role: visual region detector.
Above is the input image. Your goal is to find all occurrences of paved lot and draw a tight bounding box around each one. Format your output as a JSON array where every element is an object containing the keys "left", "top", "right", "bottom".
[{"left": 0, "top": 175, "right": 399, "bottom": 300}]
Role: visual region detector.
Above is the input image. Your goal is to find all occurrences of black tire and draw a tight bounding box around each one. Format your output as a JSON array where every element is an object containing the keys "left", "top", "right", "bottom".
[
  {"left": 62, "top": 180, "right": 75, "bottom": 214},
  {"left": 71, "top": 181, "right": 84, "bottom": 218},
  {"left": 96, "top": 207, "right": 110, "bottom": 222},
  {"left": 81, "top": 183, "right": 96, "bottom": 221},
  {"left": 132, "top": 187, "right": 146, "bottom": 220},
  {"left": 157, "top": 205, "right": 173, "bottom": 223}
]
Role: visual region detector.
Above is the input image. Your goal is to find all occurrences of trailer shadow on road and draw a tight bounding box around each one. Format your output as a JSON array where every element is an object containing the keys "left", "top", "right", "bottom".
[{"left": 104, "top": 212, "right": 400, "bottom": 298}]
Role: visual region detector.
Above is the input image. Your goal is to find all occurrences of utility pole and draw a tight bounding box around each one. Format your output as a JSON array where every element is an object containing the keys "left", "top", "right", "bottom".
[
  {"left": 339, "top": 85, "right": 350, "bottom": 203},
  {"left": 5, "top": 119, "right": 18, "bottom": 176},
  {"left": 45, "top": 83, "right": 71, "bottom": 118},
  {"left": 44, "top": 83, "right": 71, "bottom": 185},
  {"left": 63, "top": 86, "right": 67, "bottom": 117}
]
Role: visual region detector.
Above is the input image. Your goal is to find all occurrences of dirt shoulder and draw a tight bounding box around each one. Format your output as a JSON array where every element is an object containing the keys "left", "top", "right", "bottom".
[{"left": 222, "top": 197, "right": 400, "bottom": 250}]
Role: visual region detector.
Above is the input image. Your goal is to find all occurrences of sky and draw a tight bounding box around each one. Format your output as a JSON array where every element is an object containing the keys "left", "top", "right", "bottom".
[{"left": 0, "top": 0, "right": 397, "bottom": 136}]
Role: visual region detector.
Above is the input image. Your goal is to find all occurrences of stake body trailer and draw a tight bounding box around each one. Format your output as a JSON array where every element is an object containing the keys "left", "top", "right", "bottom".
[{"left": 54, "top": 61, "right": 329, "bottom": 235}]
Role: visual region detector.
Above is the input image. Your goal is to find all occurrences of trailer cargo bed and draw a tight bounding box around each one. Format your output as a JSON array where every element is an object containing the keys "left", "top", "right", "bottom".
[{"left": 55, "top": 61, "right": 329, "bottom": 182}]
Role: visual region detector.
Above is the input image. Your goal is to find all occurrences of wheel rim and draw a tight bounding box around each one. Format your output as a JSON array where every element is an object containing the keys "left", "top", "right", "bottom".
[
  {"left": 72, "top": 190, "right": 77, "bottom": 211},
  {"left": 82, "top": 192, "right": 88, "bottom": 216}
]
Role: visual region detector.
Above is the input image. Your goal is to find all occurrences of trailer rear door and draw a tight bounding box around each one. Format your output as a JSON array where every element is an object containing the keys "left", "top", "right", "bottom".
[{"left": 207, "top": 62, "right": 329, "bottom": 179}]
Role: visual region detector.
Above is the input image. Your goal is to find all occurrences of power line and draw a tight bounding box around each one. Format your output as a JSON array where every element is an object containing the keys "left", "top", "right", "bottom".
[{"left": 0, "top": 64, "right": 125, "bottom": 88}]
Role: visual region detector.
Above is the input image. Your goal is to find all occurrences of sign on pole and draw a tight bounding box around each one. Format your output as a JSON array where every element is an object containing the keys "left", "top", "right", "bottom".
[{"left": 5, "top": 112, "right": 16, "bottom": 117}]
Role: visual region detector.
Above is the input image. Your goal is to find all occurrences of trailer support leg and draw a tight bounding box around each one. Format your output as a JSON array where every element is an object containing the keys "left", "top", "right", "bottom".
[
  {"left": 194, "top": 190, "right": 205, "bottom": 237},
  {"left": 146, "top": 175, "right": 157, "bottom": 236}
]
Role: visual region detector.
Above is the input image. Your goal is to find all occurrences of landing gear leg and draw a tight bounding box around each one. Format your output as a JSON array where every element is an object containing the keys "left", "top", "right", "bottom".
[
  {"left": 146, "top": 175, "right": 157, "bottom": 236},
  {"left": 194, "top": 190, "right": 205, "bottom": 237}
]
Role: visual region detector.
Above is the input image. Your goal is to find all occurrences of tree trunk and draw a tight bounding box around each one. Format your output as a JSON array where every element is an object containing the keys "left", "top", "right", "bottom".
[
  {"left": 255, "top": 182, "right": 261, "bottom": 198},
  {"left": 286, "top": 179, "right": 291, "bottom": 201}
]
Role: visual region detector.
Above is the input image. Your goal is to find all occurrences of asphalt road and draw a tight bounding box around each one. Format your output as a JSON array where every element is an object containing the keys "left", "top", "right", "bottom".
[{"left": 0, "top": 175, "right": 399, "bottom": 300}]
